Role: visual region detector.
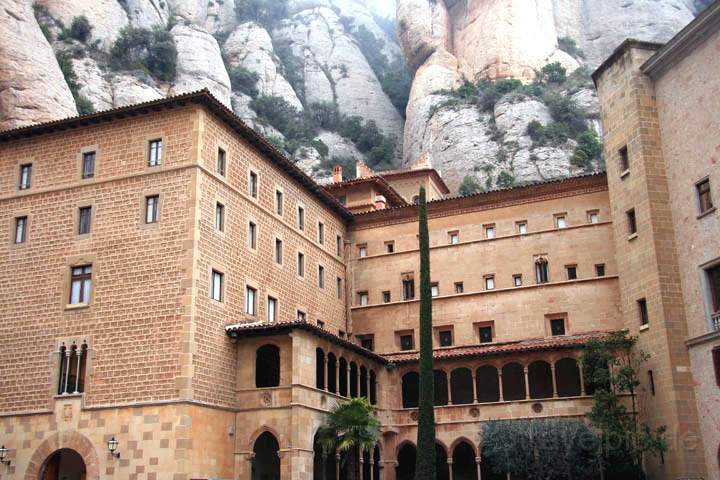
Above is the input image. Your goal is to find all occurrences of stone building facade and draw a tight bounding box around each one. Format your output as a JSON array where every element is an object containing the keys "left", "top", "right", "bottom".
[{"left": 0, "top": 7, "right": 718, "bottom": 479}]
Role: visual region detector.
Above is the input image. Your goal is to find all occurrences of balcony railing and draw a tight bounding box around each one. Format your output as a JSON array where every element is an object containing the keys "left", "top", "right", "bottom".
[{"left": 712, "top": 311, "right": 720, "bottom": 332}]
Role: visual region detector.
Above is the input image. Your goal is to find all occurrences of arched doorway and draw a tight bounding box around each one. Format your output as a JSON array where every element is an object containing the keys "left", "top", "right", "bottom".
[
  {"left": 252, "top": 432, "right": 280, "bottom": 480},
  {"left": 313, "top": 432, "right": 335, "bottom": 480},
  {"left": 436, "top": 443, "right": 450, "bottom": 480},
  {"left": 528, "top": 361, "right": 553, "bottom": 399},
  {"left": 396, "top": 443, "right": 416, "bottom": 480},
  {"left": 41, "top": 449, "right": 86, "bottom": 480},
  {"left": 452, "top": 442, "right": 477, "bottom": 480}
]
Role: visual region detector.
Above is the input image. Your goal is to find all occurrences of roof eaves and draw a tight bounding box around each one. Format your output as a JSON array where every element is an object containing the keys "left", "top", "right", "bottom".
[{"left": 592, "top": 39, "right": 663, "bottom": 85}]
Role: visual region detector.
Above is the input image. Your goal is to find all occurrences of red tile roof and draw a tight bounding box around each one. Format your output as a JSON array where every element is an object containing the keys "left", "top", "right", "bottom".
[{"left": 323, "top": 176, "right": 408, "bottom": 207}]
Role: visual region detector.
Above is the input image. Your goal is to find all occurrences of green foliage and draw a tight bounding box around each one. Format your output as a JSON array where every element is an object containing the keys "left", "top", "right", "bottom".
[
  {"left": 539, "top": 61, "right": 567, "bottom": 84},
  {"left": 458, "top": 175, "right": 483, "bottom": 196},
  {"left": 307, "top": 102, "right": 341, "bottom": 130},
  {"left": 272, "top": 38, "right": 305, "bottom": 104},
  {"left": 415, "top": 187, "right": 436, "bottom": 480},
  {"left": 55, "top": 50, "right": 95, "bottom": 115},
  {"left": 481, "top": 419, "right": 601, "bottom": 479},
  {"left": 320, "top": 155, "right": 356, "bottom": 179},
  {"left": 311, "top": 139, "right": 329, "bottom": 158},
  {"left": 68, "top": 16, "right": 92, "bottom": 43},
  {"left": 572, "top": 130, "right": 603, "bottom": 170},
  {"left": 337, "top": 115, "right": 395, "bottom": 165},
  {"left": 228, "top": 65, "right": 259, "bottom": 97},
  {"left": 557, "top": 36, "right": 585, "bottom": 59},
  {"left": 75, "top": 95, "right": 95, "bottom": 115},
  {"left": 582, "top": 331, "right": 667, "bottom": 479},
  {"left": 110, "top": 27, "right": 177, "bottom": 82},
  {"left": 496, "top": 170, "right": 515, "bottom": 188},
  {"left": 32, "top": 3, "right": 54, "bottom": 41},
  {"left": 251, "top": 96, "right": 311, "bottom": 149},
  {"left": 234, "top": 0, "right": 288, "bottom": 29},
  {"left": 317, "top": 397, "right": 380, "bottom": 480}
]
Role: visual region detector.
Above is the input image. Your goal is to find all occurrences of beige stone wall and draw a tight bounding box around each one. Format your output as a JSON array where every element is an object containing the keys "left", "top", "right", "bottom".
[
  {"left": 652, "top": 28, "right": 720, "bottom": 478},
  {"left": 595, "top": 44, "right": 707, "bottom": 478}
]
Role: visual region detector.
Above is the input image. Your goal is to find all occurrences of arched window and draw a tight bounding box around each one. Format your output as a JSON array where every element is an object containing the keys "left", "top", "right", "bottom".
[
  {"left": 434, "top": 370, "right": 448, "bottom": 406},
  {"left": 369, "top": 370, "right": 377, "bottom": 405},
  {"left": 453, "top": 442, "right": 478, "bottom": 480},
  {"left": 555, "top": 358, "right": 582, "bottom": 397},
  {"left": 350, "top": 362, "right": 359, "bottom": 398},
  {"left": 360, "top": 366, "right": 368, "bottom": 398},
  {"left": 316, "top": 348, "right": 326, "bottom": 390},
  {"left": 256, "top": 344, "right": 280, "bottom": 388},
  {"left": 396, "top": 443, "right": 416, "bottom": 480},
  {"left": 501, "top": 363, "right": 525, "bottom": 401},
  {"left": 327, "top": 353, "right": 337, "bottom": 394},
  {"left": 450, "top": 368, "right": 473, "bottom": 405},
  {"left": 535, "top": 258, "right": 549, "bottom": 284},
  {"left": 528, "top": 361, "right": 553, "bottom": 399},
  {"left": 339, "top": 357, "right": 348, "bottom": 397},
  {"left": 58, "top": 341, "right": 88, "bottom": 395},
  {"left": 436, "top": 443, "right": 450, "bottom": 480},
  {"left": 252, "top": 432, "right": 280, "bottom": 479},
  {"left": 401, "top": 372, "right": 419, "bottom": 408},
  {"left": 476, "top": 365, "right": 500, "bottom": 403},
  {"left": 313, "top": 431, "right": 335, "bottom": 480}
]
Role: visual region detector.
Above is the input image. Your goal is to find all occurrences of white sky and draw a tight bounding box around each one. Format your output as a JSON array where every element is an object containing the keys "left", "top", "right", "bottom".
[{"left": 366, "top": 0, "right": 396, "bottom": 18}]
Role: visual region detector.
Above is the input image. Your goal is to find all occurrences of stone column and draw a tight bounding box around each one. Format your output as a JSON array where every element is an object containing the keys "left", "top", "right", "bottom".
[
  {"left": 447, "top": 458, "right": 453, "bottom": 479},
  {"left": 472, "top": 370, "right": 478, "bottom": 403},
  {"left": 551, "top": 363, "right": 558, "bottom": 398},
  {"left": 367, "top": 373, "right": 371, "bottom": 400},
  {"left": 447, "top": 374, "right": 452, "bottom": 405},
  {"left": 335, "top": 361, "right": 340, "bottom": 395},
  {"left": 498, "top": 371, "right": 504, "bottom": 402},
  {"left": 73, "top": 346, "right": 83, "bottom": 394},
  {"left": 578, "top": 361, "right": 586, "bottom": 396},
  {"left": 245, "top": 453, "right": 255, "bottom": 480},
  {"left": 523, "top": 366, "right": 530, "bottom": 400},
  {"left": 476, "top": 456, "right": 483, "bottom": 480},
  {"left": 324, "top": 358, "right": 329, "bottom": 392},
  {"left": 336, "top": 452, "right": 341, "bottom": 480},
  {"left": 360, "top": 450, "right": 365, "bottom": 480}
]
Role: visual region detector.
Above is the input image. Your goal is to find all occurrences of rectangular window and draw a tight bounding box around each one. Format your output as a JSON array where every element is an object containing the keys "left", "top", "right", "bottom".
[
  {"left": 454, "top": 282, "right": 464, "bottom": 294},
  {"left": 317, "top": 222, "right": 325, "bottom": 244},
  {"left": 513, "top": 274, "right": 522, "bottom": 287},
  {"left": 400, "top": 334, "right": 414, "bottom": 351},
  {"left": 638, "top": 298, "right": 649, "bottom": 326},
  {"left": 248, "top": 221, "right": 257, "bottom": 249},
  {"left": 297, "top": 206, "right": 305, "bottom": 230},
  {"left": 358, "top": 244, "right": 367, "bottom": 258},
  {"left": 245, "top": 286, "right": 256, "bottom": 315},
  {"left": 336, "top": 235, "right": 342, "bottom": 256},
  {"left": 403, "top": 277, "right": 415, "bottom": 300},
  {"left": 697, "top": 178, "right": 714, "bottom": 214},
  {"left": 215, "top": 202, "right": 225, "bottom": 232},
  {"left": 145, "top": 195, "right": 159, "bottom": 224},
  {"left": 19, "top": 163, "right": 32, "bottom": 190},
  {"left": 619, "top": 145, "right": 629, "bottom": 172},
  {"left": 217, "top": 148, "right": 226, "bottom": 176},
  {"left": 707, "top": 265, "right": 720, "bottom": 317},
  {"left": 627, "top": 208, "right": 637, "bottom": 236},
  {"left": 555, "top": 214, "right": 567, "bottom": 229},
  {"left": 382, "top": 291, "right": 391, "bottom": 303},
  {"left": 275, "top": 238, "right": 283, "bottom": 265},
  {"left": 275, "top": 190, "right": 283, "bottom": 216},
  {"left": 337, "top": 277, "right": 342, "bottom": 299},
  {"left": 517, "top": 221, "right": 527, "bottom": 234},
  {"left": 587, "top": 210, "right": 599, "bottom": 224},
  {"left": 550, "top": 318, "right": 566, "bottom": 336},
  {"left": 14, "top": 216, "right": 27, "bottom": 244},
  {"left": 713, "top": 347, "right": 720, "bottom": 387},
  {"left": 211, "top": 270, "right": 223, "bottom": 302},
  {"left": 648, "top": 370, "right": 655, "bottom": 396},
  {"left": 358, "top": 291, "right": 369, "bottom": 306},
  {"left": 297, "top": 310, "right": 307, "bottom": 322},
  {"left": 148, "top": 139, "right": 163, "bottom": 166},
  {"left": 449, "top": 231, "right": 459, "bottom": 245},
  {"left": 566, "top": 265, "right": 577, "bottom": 280},
  {"left": 431, "top": 282, "right": 439, "bottom": 297},
  {"left": 479, "top": 326, "right": 493, "bottom": 343},
  {"left": 317, "top": 320, "right": 325, "bottom": 329},
  {"left": 297, "top": 252, "right": 305, "bottom": 277},
  {"left": 385, "top": 241, "right": 395, "bottom": 253},
  {"left": 338, "top": 330, "right": 346, "bottom": 339},
  {"left": 82, "top": 151, "right": 95, "bottom": 179},
  {"left": 248, "top": 171, "right": 258, "bottom": 198},
  {"left": 267, "top": 296, "right": 277, "bottom": 323},
  {"left": 78, "top": 206, "right": 92, "bottom": 235},
  {"left": 318, "top": 265, "right": 325, "bottom": 288},
  {"left": 595, "top": 264, "right": 606, "bottom": 277},
  {"left": 439, "top": 330, "right": 453, "bottom": 347},
  {"left": 69, "top": 265, "right": 92, "bottom": 305},
  {"left": 361, "top": 337, "right": 374, "bottom": 351},
  {"left": 485, "top": 275, "right": 495, "bottom": 290},
  {"left": 536, "top": 259, "right": 549, "bottom": 284},
  {"left": 485, "top": 225, "right": 495, "bottom": 239}
]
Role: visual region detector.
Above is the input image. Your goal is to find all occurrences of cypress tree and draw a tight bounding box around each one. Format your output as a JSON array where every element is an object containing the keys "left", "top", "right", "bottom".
[{"left": 415, "top": 186, "right": 436, "bottom": 479}]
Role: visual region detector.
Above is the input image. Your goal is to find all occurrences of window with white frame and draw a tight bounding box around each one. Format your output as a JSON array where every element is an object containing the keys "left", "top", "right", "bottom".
[
  {"left": 318, "top": 265, "right": 325, "bottom": 288},
  {"left": 517, "top": 221, "right": 527, "bottom": 234},
  {"left": 297, "top": 252, "right": 305, "bottom": 277},
  {"left": 69, "top": 265, "right": 92, "bottom": 305},
  {"left": 211, "top": 269, "right": 223, "bottom": 302},
  {"left": 275, "top": 238, "right": 283, "bottom": 265},
  {"left": 148, "top": 139, "right": 163, "bottom": 166},
  {"left": 358, "top": 291, "right": 369, "bottom": 306},
  {"left": 19, "top": 163, "right": 32, "bottom": 190},
  {"left": 485, "top": 275, "right": 495, "bottom": 290},
  {"left": 145, "top": 195, "right": 159, "bottom": 224},
  {"left": 297, "top": 206, "right": 305, "bottom": 230},
  {"left": 248, "top": 221, "right": 257, "bottom": 249},
  {"left": 267, "top": 296, "right": 277, "bottom": 323},
  {"left": 431, "top": 283, "right": 439, "bottom": 297},
  {"left": 15, "top": 216, "right": 27, "bottom": 244},
  {"left": 485, "top": 225, "right": 495, "bottom": 239},
  {"left": 217, "top": 148, "right": 226, "bottom": 176},
  {"left": 82, "top": 151, "right": 95, "bottom": 179},
  {"left": 245, "top": 286, "right": 257, "bottom": 315}
]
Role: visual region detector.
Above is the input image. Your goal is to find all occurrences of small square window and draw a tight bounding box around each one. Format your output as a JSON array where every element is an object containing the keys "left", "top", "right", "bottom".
[
  {"left": 19, "top": 163, "right": 32, "bottom": 190},
  {"left": 339, "top": 195, "right": 347, "bottom": 205},
  {"left": 595, "top": 264, "right": 606, "bottom": 277},
  {"left": 337, "top": 277, "right": 343, "bottom": 299},
  {"left": 78, "top": 206, "right": 92, "bottom": 235},
  {"left": 638, "top": 298, "right": 649, "bottom": 326},
  {"left": 248, "top": 171, "right": 258, "bottom": 198},
  {"left": 400, "top": 334, "right": 414, "bottom": 351},
  {"left": 479, "top": 326, "right": 493, "bottom": 343},
  {"left": 338, "top": 330, "right": 346, "bottom": 339},
  {"left": 14, "top": 216, "right": 27, "bottom": 244},
  {"left": 275, "top": 238, "right": 283, "bottom": 265},
  {"left": 385, "top": 241, "right": 395, "bottom": 253},
  {"left": 517, "top": 222, "right": 527, "bottom": 234},
  {"left": 297, "top": 310, "right": 307, "bottom": 322},
  {"left": 431, "top": 283, "right": 439, "bottom": 297},
  {"left": 148, "top": 139, "right": 163, "bottom": 166},
  {"left": 215, "top": 202, "right": 225, "bottom": 232},
  {"left": 297, "top": 252, "right": 305, "bottom": 277},
  {"left": 248, "top": 221, "right": 257, "bottom": 249},
  {"left": 358, "top": 291, "right": 369, "bottom": 306},
  {"left": 485, "top": 275, "right": 495, "bottom": 290},
  {"left": 566, "top": 265, "right": 577, "bottom": 280},
  {"left": 439, "top": 330, "right": 453, "bottom": 347},
  {"left": 697, "top": 178, "right": 714, "bottom": 214},
  {"left": 513, "top": 274, "right": 522, "bottom": 287},
  {"left": 317, "top": 222, "right": 325, "bottom": 244},
  {"left": 382, "top": 291, "right": 391, "bottom": 303},
  {"left": 267, "top": 296, "right": 277, "bottom": 323},
  {"left": 336, "top": 235, "right": 343, "bottom": 256},
  {"left": 550, "top": 318, "right": 566, "bottom": 336},
  {"left": 619, "top": 145, "right": 629, "bottom": 173},
  {"left": 69, "top": 265, "right": 92, "bottom": 305},
  {"left": 217, "top": 148, "right": 226, "bottom": 176},
  {"left": 211, "top": 269, "right": 223, "bottom": 302},
  {"left": 555, "top": 214, "right": 567, "bottom": 229},
  {"left": 245, "top": 286, "right": 257, "bottom": 315},
  {"left": 297, "top": 206, "right": 305, "bottom": 230},
  {"left": 587, "top": 210, "right": 599, "bottom": 224},
  {"left": 145, "top": 195, "right": 160, "bottom": 224},
  {"left": 361, "top": 337, "right": 374, "bottom": 351},
  {"left": 358, "top": 244, "right": 367, "bottom": 258},
  {"left": 82, "top": 151, "right": 95, "bottom": 179},
  {"left": 449, "top": 231, "right": 459, "bottom": 245},
  {"left": 454, "top": 282, "right": 464, "bottom": 294},
  {"left": 318, "top": 265, "right": 325, "bottom": 288},
  {"left": 627, "top": 208, "right": 637, "bottom": 236},
  {"left": 485, "top": 225, "right": 495, "bottom": 239},
  {"left": 275, "top": 190, "right": 283, "bottom": 216},
  {"left": 317, "top": 320, "right": 325, "bottom": 329}
]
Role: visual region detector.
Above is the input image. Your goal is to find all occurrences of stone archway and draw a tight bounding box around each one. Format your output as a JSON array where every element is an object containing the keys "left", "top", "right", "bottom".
[{"left": 25, "top": 431, "right": 100, "bottom": 480}]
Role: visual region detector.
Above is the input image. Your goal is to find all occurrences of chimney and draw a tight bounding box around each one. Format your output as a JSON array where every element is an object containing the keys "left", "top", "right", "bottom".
[
  {"left": 355, "top": 160, "right": 376, "bottom": 179},
  {"left": 411, "top": 152, "right": 432, "bottom": 170},
  {"left": 332, "top": 165, "right": 343, "bottom": 183}
]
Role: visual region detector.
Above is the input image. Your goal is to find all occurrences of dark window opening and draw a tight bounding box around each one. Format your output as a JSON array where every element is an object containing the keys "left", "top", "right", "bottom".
[
  {"left": 434, "top": 370, "right": 448, "bottom": 406},
  {"left": 315, "top": 348, "right": 325, "bottom": 390},
  {"left": 566, "top": 265, "right": 577, "bottom": 280},
  {"left": 145, "top": 195, "right": 159, "bottom": 224},
  {"left": 327, "top": 353, "right": 336, "bottom": 393},
  {"left": 401, "top": 372, "right": 419, "bottom": 408},
  {"left": 400, "top": 334, "right": 414, "bottom": 351},
  {"left": 255, "top": 344, "right": 280, "bottom": 388},
  {"left": 479, "top": 326, "right": 493, "bottom": 343},
  {"left": 249, "top": 171, "right": 258, "bottom": 198},
  {"left": 528, "top": 361, "right": 553, "bottom": 399},
  {"left": 638, "top": 298, "right": 649, "bottom": 326},
  {"left": 627, "top": 208, "right": 637, "bottom": 235},
  {"left": 82, "top": 151, "right": 95, "bottom": 178},
  {"left": 349, "top": 362, "right": 358, "bottom": 398},
  {"left": 439, "top": 330, "right": 453, "bottom": 347},
  {"left": 648, "top": 370, "right": 655, "bottom": 396},
  {"left": 403, "top": 278, "right": 415, "bottom": 300},
  {"left": 360, "top": 366, "right": 368, "bottom": 398},
  {"left": 476, "top": 365, "right": 500, "bottom": 403},
  {"left": 555, "top": 358, "right": 582, "bottom": 397},
  {"left": 535, "top": 258, "right": 549, "bottom": 284},
  {"left": 502, "top": 363, "right": 526, "bottom": 401},
  {"left": 454, "top": 282, "right": 464, "bottom": 294},
  {"left": 382, "top": 291, "right": 391, "bottom": 303},
  {"left": 14, "top": 216, "right": 27, "bottom": 244},
  {"left": 361, "top": 337, "right": 374, "bottom": 351},
  {"left": 595, "top": 264, "right": 606, "bottom": 277},
  {"left": 551, "top": 318, "right": 566, "bottom": 336},
  {"left": 69, "top": 265, "right": 92, "bottom": 305},
  {"left": 215, "top": 203, "right": 224, "bottom": 232},
  {"left": 275, "top": 190, "right": 283, "bottom": 215},
  {"left": 450, "top": 368, "right": 473, "bottom": 405},
  {"left": 339, "top": 358, "right": 348, "bottom": 396},
  {"left": 697, "top": 178, "right": 714, "bottom": 214},
  {"left": 369, "top": 370, "right": 377, "bottom": 405},
  {"left": 217, "top": 148, "right": 226, "bottom": 176},
  {"left": 619, "top": 145, "right": 629, "bottom": 172}
]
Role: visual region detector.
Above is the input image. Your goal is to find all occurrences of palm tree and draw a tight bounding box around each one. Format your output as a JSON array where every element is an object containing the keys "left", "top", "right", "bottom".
[{"left": 317, "top": 397, "right": 380, "bottom": 480}]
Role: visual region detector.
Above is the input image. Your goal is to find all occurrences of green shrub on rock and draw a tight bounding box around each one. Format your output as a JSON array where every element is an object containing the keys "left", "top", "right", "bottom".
[
  {"left": 69, "top": 16, "right": 92, "bottom": 43},
  {"left": 110, "top": 26, "right": 177, "bottom": 82},
  {"left": 228, "top": 65, "right": 259, "bottom": 97}
]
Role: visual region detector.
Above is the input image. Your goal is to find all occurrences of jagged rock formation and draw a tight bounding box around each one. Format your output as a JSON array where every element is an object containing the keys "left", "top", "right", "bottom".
[
  {"left": 0, "top": 0, "right": 77, "bottom": 130},
  {"left": 36, "top": 0, "right": 129, "bottom": 49}
]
